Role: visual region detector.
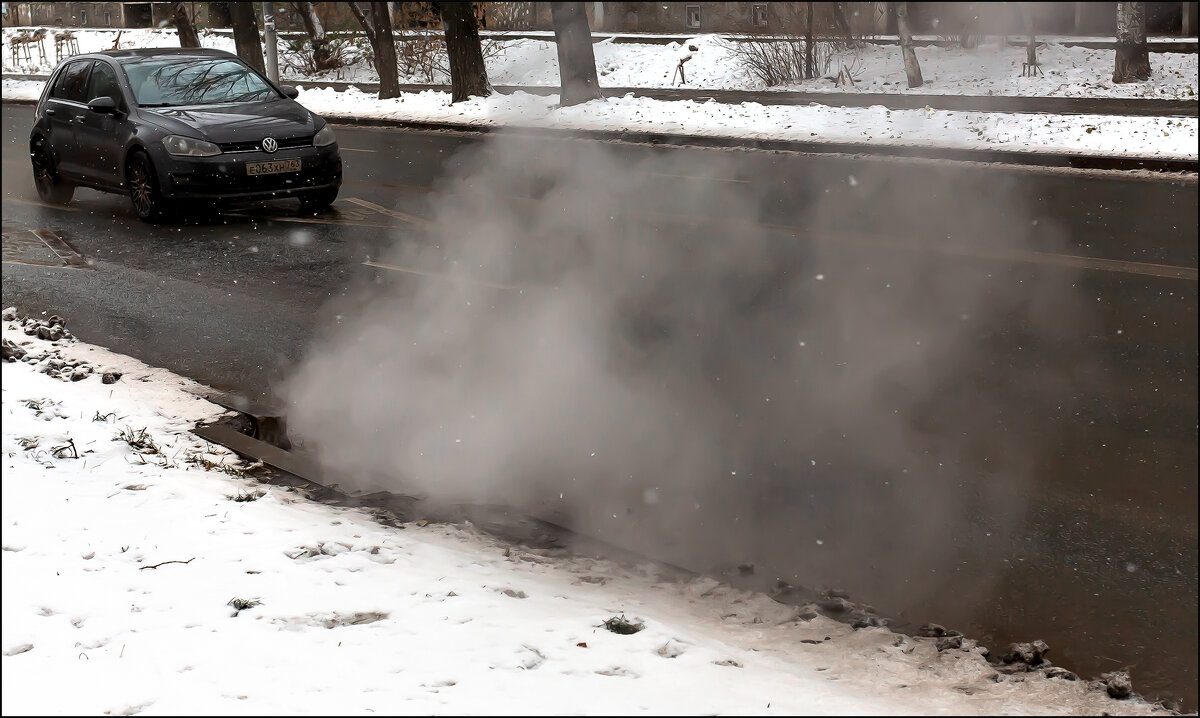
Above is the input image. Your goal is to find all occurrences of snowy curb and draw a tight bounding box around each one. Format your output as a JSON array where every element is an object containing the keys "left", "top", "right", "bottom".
[
  {"left": 321, "top": 111, "right": 1200, "bottom": 173},
  {"left": 2, "top": 88, "right": 1195, "bottom": 173}
]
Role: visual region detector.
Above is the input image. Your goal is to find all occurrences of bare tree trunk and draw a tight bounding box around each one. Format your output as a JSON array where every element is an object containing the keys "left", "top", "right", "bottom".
[
  {"left": 551, "top": 2, "right": 603, "bottom": 106},
  {"left": 832, "top": 2, "right": 855, "bottom": 45},
  {"left": 230, "top": 1, "right": 265, "bottom": 73},
  {"left": 1019, "top": 3, "right": 1038, "bottom": 69},
  {"left": 1113, "top": 1, "right": 1151, "bottom": 82},
  {"left": 349, "top": 1, "right": 401, "bottom": 99},
  {"left": 440, "top": 2, "right": 492, "bottom": 102},
  {"left": 295, "top": 1, "right": 334, "bottom": 70},
  {"left": 208, "top": 2, "right": 232, "bottom": 28},
  {"left": 895, "top": 2, "right": 923, "bottom": 88},
  {"left": 171, "top": 2, "right": 201, "bottom": 48},
  {"left": 804, "top": 2, "right": 815, "bottom": 79}
]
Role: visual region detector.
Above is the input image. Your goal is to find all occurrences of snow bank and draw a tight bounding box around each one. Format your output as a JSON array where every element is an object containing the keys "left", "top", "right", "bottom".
[
  {"left": 0, "top": 313, "right": 1169, "bottom": 715},
  {"left": 290, "top": 86, "right": 1198, "bottom": 160},
  {"left": 4, "top": 74, "right": 1194, "bottom": 160}
]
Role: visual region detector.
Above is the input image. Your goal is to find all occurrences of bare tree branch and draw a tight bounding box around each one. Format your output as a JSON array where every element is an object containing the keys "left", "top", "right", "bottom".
[{"left": 139, "top": 557, "right": 196, "bottom": 570}]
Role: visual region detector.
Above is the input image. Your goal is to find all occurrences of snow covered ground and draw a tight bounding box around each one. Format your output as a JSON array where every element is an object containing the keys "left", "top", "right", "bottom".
[
  {"left": 3, "top": 27, "right": 1196, "bottom": 161},
  {"left": 3, "top": 27, "right": 1197, "bottom": 100},
  {"left": 1, "top": 76, "right": 1194, "bottom": 161},
  {"left": 0, "top": 312, "right": 1171, "bottom": 715}
]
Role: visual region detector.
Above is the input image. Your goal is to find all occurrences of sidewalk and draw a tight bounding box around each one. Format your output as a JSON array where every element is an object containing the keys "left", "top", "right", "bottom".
[{"left": 3, "top": 69, "right": 1195, "bottom": 118}]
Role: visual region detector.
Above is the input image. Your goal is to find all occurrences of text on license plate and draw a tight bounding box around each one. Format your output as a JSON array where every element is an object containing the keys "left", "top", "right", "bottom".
[{"left": 246, "top": 159, "right": 302, "bottom": 175}]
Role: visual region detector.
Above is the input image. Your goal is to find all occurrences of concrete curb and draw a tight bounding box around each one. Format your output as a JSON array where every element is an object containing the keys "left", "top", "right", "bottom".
[
  {"left": 3, "top": 96, "right": 1195, "bottom": 174},
  {"left": 323, "top": 114, "right": 1200, "bottom": 173}
]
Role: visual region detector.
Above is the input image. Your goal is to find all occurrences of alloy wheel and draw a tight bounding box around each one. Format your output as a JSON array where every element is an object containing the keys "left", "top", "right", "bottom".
[
  {"left": 32, "top": 149, "right": 54, "bottom": 195},
  {"left": 130, "top": 161, "right": 153, "bottom": 216}
]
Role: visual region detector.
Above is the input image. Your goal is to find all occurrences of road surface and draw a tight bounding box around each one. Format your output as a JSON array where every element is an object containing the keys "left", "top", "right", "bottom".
[{"left": 2, "top": 103, "right": 1196, "bottom": 709}]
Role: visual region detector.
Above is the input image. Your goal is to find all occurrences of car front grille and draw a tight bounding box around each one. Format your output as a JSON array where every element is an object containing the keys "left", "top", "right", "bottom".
[
  {"left": 217, "top": 136, "right": 313, "bottom": 153},
  {"left": 169, "top": 169, "right": 340, "bottom": 195}
]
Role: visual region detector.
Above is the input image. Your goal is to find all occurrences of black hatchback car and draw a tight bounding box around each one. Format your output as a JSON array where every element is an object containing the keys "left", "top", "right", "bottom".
[{"left": 30, "top": 48, "right": 341, "bottom": 221}]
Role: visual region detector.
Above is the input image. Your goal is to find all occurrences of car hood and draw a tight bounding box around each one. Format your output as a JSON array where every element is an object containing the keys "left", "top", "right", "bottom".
[{"left": 139, "top": 99, "right": 318, "bottom": 143}]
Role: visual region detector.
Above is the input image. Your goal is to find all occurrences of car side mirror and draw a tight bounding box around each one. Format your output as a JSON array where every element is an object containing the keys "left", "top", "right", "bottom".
[
  {"left": 87, "top": 96, "right": 118, "bottom": 114},
  {"left": 281, "top": 85, "right": 299, "bottom": 99}
]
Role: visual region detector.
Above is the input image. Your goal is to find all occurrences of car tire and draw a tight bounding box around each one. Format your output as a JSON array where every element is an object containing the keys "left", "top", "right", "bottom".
[
  {"left": 298, "top": 187, "right": 338, "bottom": 215},
  {"left": 127, "top": 151, "right": 171, "bottom": 222},
  {"left": 31, "top": 144, "right": 75, "bottom": 205}
]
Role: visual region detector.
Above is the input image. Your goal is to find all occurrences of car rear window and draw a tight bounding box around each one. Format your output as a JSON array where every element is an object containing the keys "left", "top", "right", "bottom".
[
  {"left": 85, "top": 61, "right": 123, "bottom": 107},
  {"left": 51, "top": 60, "right": 91, "bottom": 103},
  {"left": 123, "top": 57, "right": 277, "bottom": 107}
]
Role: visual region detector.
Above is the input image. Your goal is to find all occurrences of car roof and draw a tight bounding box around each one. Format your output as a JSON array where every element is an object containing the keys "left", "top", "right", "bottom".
[{"left": 72, "top": 48, "right": 239, "bottom": 64}]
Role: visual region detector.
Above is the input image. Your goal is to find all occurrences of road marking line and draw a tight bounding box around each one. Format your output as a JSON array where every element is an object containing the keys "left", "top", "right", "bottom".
[
  {"left": 223, "top": 212, "right": 397, "bottom": 229},
  {"left": 4, "top": 197, "right": 81, "bottom": 212},
  {"left": 363, "top": 260, "right": 517, "bottom": 290},
  {"left": 1, "top": 258, "right": 68, "bottom": 268},
  {"left": 345, "top": 197, "right": 430, "bottom": 225},
  {"left": 1027, "top": 251, "right": 1197, "bottom": 281},
  {"left": 649, "top": 172, "right": 751, "bottom": 184},
  {"left": 339, "top": 147, "right": 376, "bottom": 152}
]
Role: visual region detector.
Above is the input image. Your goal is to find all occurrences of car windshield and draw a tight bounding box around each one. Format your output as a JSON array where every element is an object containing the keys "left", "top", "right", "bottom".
[{"left": 123, "top": 57, "right": 277, "bottom": 107}]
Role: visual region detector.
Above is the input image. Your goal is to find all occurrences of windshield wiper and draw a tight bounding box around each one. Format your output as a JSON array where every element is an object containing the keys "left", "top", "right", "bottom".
[{"left": 138, "top": 102, "right": 178, "bottom": 108}]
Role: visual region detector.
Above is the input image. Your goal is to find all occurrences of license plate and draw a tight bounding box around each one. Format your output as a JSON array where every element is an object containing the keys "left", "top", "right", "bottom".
[{"left": 246, "top": 159, "right": 301, "bottom": 176}]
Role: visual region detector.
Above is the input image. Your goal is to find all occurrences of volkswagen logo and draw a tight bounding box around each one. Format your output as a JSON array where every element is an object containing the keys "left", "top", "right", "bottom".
[{"left": 261, "top": 137, "right": 278, "bottom": 153}]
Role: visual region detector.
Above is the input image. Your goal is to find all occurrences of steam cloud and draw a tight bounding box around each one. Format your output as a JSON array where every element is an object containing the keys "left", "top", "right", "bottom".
[{"left": 285, "top": 133, "right": 1081, "bottom": 614}]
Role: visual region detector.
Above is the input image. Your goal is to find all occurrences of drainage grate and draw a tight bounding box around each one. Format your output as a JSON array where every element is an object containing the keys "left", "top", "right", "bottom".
[{"left": 1, "top": 225, "right": 90, "bottom": 269}]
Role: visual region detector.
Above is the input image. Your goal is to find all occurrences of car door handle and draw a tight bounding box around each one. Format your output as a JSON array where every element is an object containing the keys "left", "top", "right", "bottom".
[{"left": 45, "top": 108, "right": 56, "bottom": 116}]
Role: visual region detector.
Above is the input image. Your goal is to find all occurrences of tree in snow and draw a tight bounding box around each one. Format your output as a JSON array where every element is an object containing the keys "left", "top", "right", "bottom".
[
  {"left": 832, "top": 2, "right": 857, "bottom": 47},
  {"left": 895, "top": 2, "right": 923, "bottom": 88},
  {"left": 1017, "top": 2, "right": 1041, "bottom": 76},
  {"left": 1113, "top": 1, "right": 1152, "bottom": 83},
  {"left": 551, "top": 2, "right": 603, "bottom": 106},
  {"left": 229, "top": 1, "right": 265, "bottom": 73},
  {"left": 349, "top": 1, "right": 402, "bottom": 99},
  {"left": 293, "top": 1, "right": 336, "bottom": 71},
  {"left": 437, "top": 1, "right": 492, "bottom": 103},
  {"left": 170, "top": 2, "right": 201, "bottom": 49}
]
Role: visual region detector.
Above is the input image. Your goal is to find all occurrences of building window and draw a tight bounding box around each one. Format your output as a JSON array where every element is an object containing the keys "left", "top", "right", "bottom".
[
  {"left": 80, "top": 9, "right": 87, "bottom": 25},
  {"left": 685, "top": 5, "right": 700, "bottom": 29},
  {"left": 752, "top": 4, "right": 767, "bottom": 27},
  {"left": 105, "top": 11, "right": 112, "bottom": 26}
]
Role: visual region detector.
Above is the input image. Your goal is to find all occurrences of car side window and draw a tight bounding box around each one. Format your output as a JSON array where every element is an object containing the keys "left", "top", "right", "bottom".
[
  {"left": 85, "top": 61, "right": 123, "bottom": 107},
  {"left": 51, "top": 60, "right": 91, "bottom": 103}
]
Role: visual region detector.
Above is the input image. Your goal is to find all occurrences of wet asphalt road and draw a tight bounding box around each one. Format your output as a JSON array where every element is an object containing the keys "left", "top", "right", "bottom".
[{"left": 2, "top": 103, "right": 1197, "bottom": 708}]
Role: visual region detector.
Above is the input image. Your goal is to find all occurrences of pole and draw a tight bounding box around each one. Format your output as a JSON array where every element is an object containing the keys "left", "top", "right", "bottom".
[{"left": 263, "top": 1, "right": 278, "bottom": 83}]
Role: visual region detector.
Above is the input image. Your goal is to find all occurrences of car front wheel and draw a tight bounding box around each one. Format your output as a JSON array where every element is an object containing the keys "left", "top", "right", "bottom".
[
  {"left": 127, "top": 151, "right": 170, "bottom": 221},
  {"left": 298, "top": 186, "right": 338, "bottom": 215},
  {"left": 31, "top": 144, "right": 74, "bottom": 205}
]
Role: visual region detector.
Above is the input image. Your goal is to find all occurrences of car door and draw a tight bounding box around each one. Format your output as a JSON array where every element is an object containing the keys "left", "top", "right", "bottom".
[
  {"left": 76, "top": 60, "right": 130, "bottom": 188},
  {"left": 44, "top": 59, "right": 91, "bottom": 180}
]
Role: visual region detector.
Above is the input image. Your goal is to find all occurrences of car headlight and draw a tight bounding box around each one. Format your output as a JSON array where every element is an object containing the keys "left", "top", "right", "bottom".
[
  {"left": 313, "top": 124, "right": 336, "bottom": 147},
  {"left": 163, "top": 135, "right": 221, "bottom": 157}
]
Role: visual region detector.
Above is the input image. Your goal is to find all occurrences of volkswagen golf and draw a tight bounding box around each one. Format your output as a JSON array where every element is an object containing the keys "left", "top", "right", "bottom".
[{"left": 29, "top": 47, "right": 342, "bottom": 221}]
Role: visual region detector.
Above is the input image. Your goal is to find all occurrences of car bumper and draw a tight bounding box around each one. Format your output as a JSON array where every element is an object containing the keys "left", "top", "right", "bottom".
[{"left": 153, "top": 144, "right": 342, "bottom": 201}]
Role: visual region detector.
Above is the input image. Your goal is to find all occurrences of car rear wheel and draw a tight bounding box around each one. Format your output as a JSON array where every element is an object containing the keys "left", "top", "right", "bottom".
[
  {"left": 31, "top": 145, "right": 74, "bottom": 205},
  {"left": 127, "top": 151, "right": 170, "bottom": 222},
  {"left": 298, "top": 187, "right": 338, "bottom": 215}
]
